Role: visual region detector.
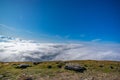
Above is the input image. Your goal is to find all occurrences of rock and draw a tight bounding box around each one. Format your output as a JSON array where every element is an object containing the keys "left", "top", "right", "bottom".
[
  {"left": 16, "top": 64, "right": 30, "bottom": 69},
  {"left": 0, "top": 75, "right": 3, "bottom": 78},
  {"left": 64, "top": 64, "right": 86, "bottom": 72}
]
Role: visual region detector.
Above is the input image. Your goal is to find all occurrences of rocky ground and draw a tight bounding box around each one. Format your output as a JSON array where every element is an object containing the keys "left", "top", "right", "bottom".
[{"left": 0, "top": 60, "right": 120, "bottom": 80}]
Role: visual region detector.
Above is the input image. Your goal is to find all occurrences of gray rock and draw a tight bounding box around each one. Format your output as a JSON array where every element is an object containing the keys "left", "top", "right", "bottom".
[
  {"left": 64, "top": 64, "right": 86, "bottom": 72},
  {"left": 16, "top": 64, "right": 30, "bottom": 69},
  {"left": 0, "top": 75, "right": 3, "bottom": 78}
]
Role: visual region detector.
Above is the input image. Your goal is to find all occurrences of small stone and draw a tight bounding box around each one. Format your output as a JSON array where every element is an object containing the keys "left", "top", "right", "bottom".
[{"left": 0, "top": 75, "right": 3, "bottom": 78}]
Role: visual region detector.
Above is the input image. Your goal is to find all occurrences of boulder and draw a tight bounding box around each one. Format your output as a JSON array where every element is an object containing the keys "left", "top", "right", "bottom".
[
  {"left": 16, "top": 64, "right": 30, "bottom": 69},
  {"left": 64, "top": 64, "right": 86, "bottom": 72}
]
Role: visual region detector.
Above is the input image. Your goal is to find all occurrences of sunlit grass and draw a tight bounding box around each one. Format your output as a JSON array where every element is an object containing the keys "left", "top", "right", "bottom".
[{"left": 0, "top": 60, "right": 120, "bottom": 80}]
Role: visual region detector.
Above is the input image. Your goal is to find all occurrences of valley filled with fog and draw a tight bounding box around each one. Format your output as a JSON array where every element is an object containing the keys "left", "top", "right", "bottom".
[{"left": 0, "top": 35, "right": 120, "bottom": 62}]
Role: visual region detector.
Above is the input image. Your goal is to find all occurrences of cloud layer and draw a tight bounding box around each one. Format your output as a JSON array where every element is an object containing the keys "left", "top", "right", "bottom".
[{"left": 0, "top": 35, "right": 120, "bottom": 62}]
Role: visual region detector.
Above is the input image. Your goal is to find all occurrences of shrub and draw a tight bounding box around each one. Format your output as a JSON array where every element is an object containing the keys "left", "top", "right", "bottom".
[
  {"left": 33, "top": 62, "right": 42, "bottom": 65},
  {"left": 84, "top": 64, "right": 88, "bottom": 67},
  {"left": 47, "top": 65, "right": 52, "bottom": 69},
  {"left": 57, "top": 64, "right": 62, "bottom": 68},
  {"left": 110, "top": 66, "right": 114, "bottom": 69},
  {"left": 99, "top": 65, "right": 104, "bottom": 68}
]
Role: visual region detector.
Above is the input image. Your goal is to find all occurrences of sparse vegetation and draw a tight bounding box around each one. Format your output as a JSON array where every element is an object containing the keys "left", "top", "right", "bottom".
[{"left": 0, "top": 60, "right": 120, "bottom": 80}]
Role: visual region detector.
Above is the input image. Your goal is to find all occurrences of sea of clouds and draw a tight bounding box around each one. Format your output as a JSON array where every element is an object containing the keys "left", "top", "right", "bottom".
[{"left": 0, "top": 35, "right": 120, "bottom": 62}]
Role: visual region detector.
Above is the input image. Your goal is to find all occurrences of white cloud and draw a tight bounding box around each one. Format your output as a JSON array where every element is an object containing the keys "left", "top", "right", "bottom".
[
  {"left": 0, "top": 35, "right": 120, "bottom": 62},
  {"left": 92, "top": 39, "right": 102, "bottom": 42}
]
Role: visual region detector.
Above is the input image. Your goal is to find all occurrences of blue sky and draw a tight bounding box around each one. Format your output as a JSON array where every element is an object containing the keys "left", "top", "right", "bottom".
[{"left": 0, "top": 0, "right": 120, "bottom": 43}]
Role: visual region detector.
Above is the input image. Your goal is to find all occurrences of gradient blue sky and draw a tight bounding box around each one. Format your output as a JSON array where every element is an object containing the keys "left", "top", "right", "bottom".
[{"left": 0, "top": 0, "right": 120, "bottom": 42}]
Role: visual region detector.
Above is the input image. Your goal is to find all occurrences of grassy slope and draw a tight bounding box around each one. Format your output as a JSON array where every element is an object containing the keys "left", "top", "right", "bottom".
[{"left": 0, "top": 60, "right": 120, "bottom": 80}]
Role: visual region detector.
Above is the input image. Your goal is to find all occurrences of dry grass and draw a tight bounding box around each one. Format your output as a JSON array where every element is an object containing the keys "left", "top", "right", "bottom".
[{"left": 0, "top": 60, "right": 120, "bottom": 80}]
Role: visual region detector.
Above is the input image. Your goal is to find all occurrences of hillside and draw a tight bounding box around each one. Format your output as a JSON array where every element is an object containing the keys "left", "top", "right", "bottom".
[{"left": 0, "top": 60, "right": 120, "bottom": 80}]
